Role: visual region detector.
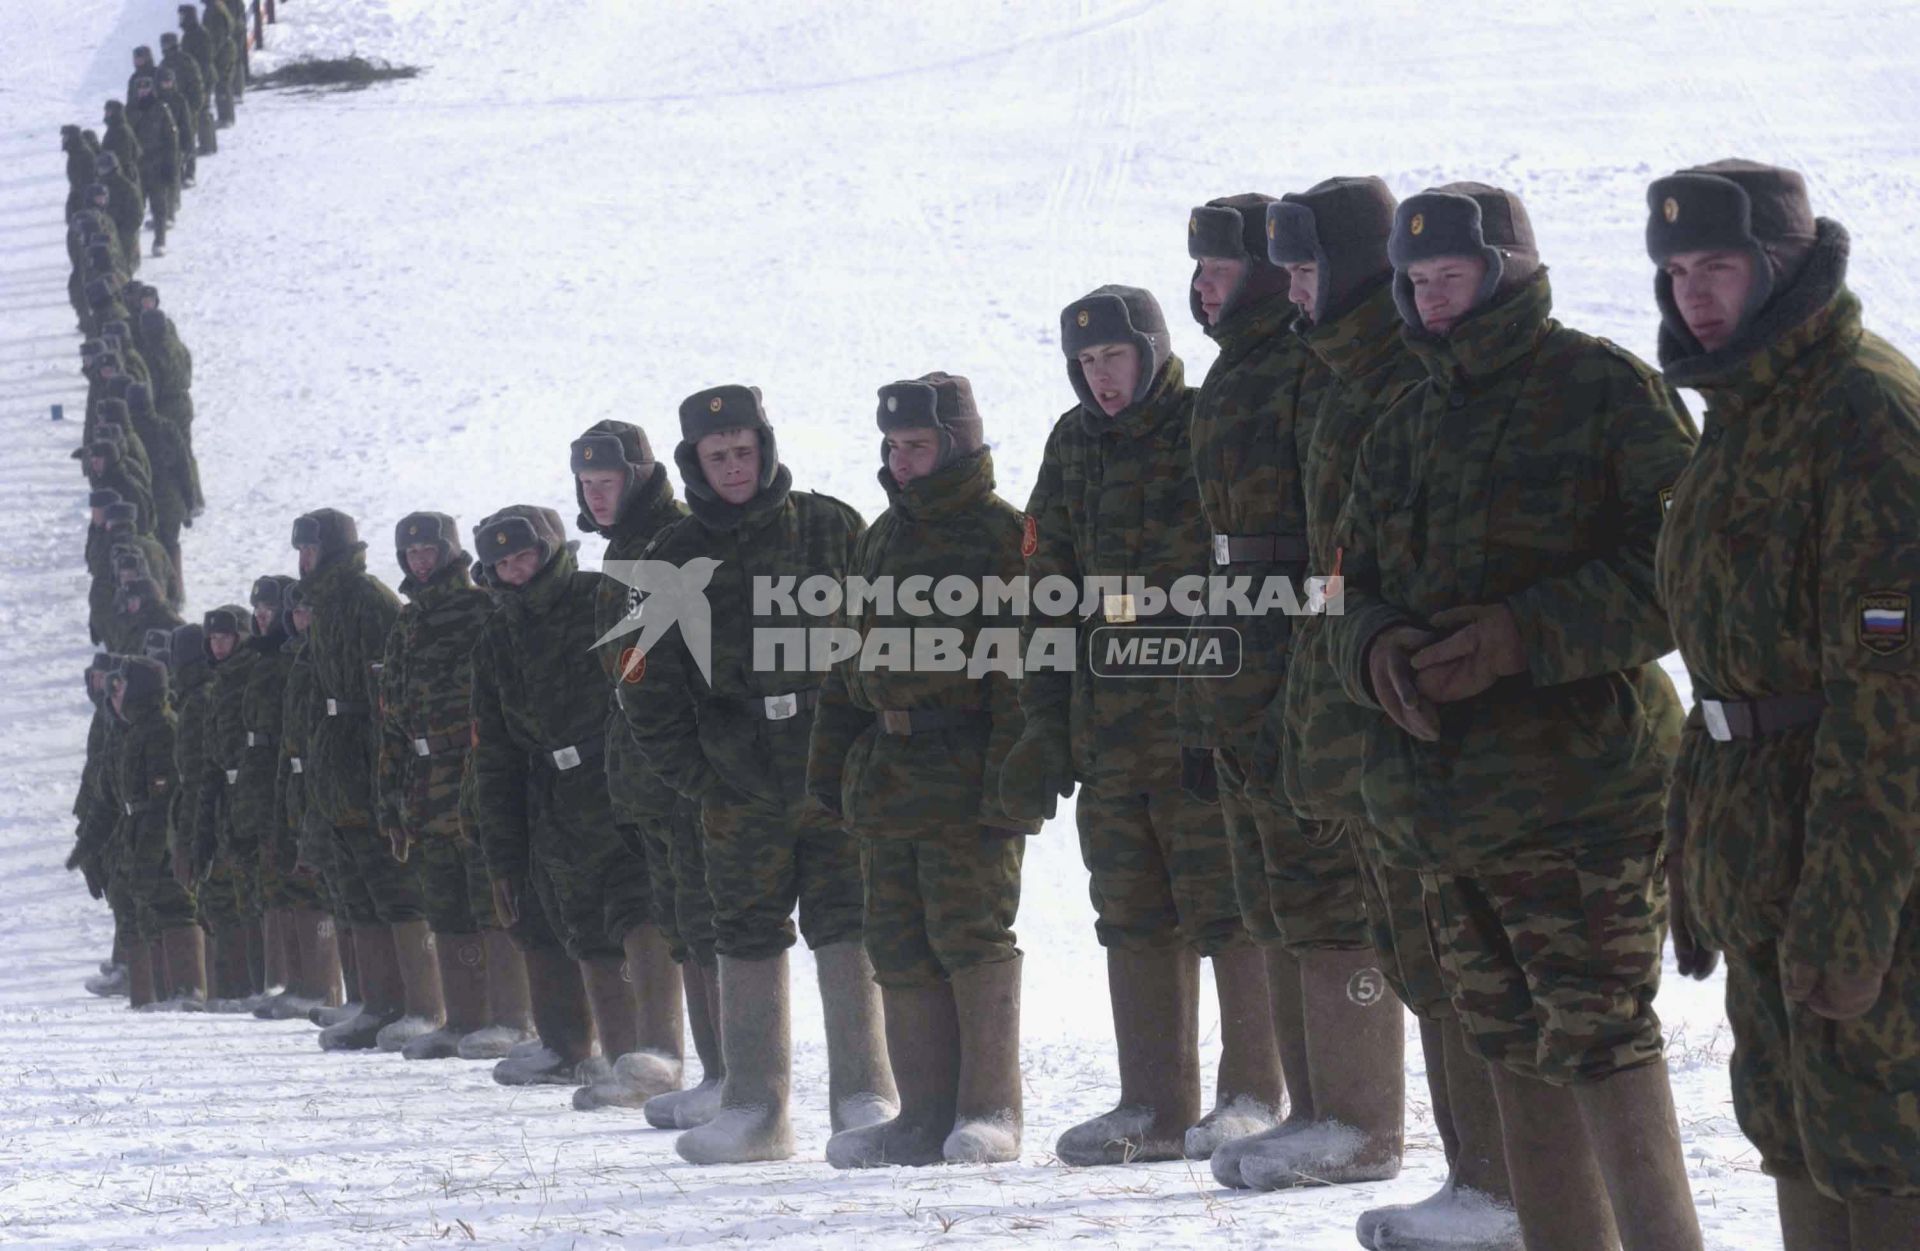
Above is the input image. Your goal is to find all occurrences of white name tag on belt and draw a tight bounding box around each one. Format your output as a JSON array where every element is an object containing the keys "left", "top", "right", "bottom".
[
  {"left": 225, "top": 769, "right": 239, "bottom": 784},
  {"left": 413, "top": 738, "right": 432, "bottom": 757},
  {"left": 246, "top": 732, "right": 266, "bottom": 747},
  {"left": 1212, "top": 534, "right": 1232, "bottom": 565},
  {"left": 764, "top": 693, "right": 799, "bottom": 721},
  {"left": 289, "top": 758, "right": 303, "bottom": 774},
  {"left": 551, "top": 745, "right": 583, "bottom": 770},
  {"left": 1701, "top": 700, "right": 1733, "bottom": 742},
  {"left": 1103, "top": 593, "right": 1137, "bottom": 624},
  {"left": 326, "top": 699, "right": 343, "bottom": 716}
]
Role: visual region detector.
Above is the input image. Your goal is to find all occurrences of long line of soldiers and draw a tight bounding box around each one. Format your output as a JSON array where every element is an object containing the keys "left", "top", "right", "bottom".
[{"left": 66, "top": 158, "right": 1917, "bottom": 1251}]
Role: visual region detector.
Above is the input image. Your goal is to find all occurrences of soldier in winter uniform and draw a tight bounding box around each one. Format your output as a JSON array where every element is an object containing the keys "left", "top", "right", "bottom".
[
  {"left": 271, "top": 584, "right": 349, "bottom": 1019},
  {"left": 1650, "top": 161, "right": 1920, "bottom": 1250},
  {"left": 468, "top": 504, "right": 680, "bottom": 1109},
  {"left": 1258, "top": 178, "right": 1521, "bottom": 1246},
  {"left": 626, "top": 385, "right": 896, "bottom": 1165},
  {"left": 570, "top": 424, "right": 707, "bottom": 1114},
  {"left": 62, "top": 124, "right": 100, "bottom": 220},
  {"left": 294, "top": 509, "right": 443, "bottom": 1052},
  {"left": 87, "top": 159, "right": 142, "bottom": 271},
  {"left": 1323, "top": 182, "right": 1702, "bottom": 1251},
  {"left": 1181, "top": 192, "right": 1391, "bottom": 1176},
  {"left": 374, "top": 513, "right": 513, "bottom": 1061},
  {"left": 127, "top": 77, "right": 178, "bottom": 252},
  {"left": 202, "top": 600, "right": 269, "bottom": 1008},
  {"left": 177, "top": 6, "right": 220, "bottom": 150},
  {"left": 807, "top": 374, "right": 1034, "bottom": 1169},
  {"left": 71, "top": 653, "right": 133, "bottom": 999},
  {"left": 999, "top": 285, "right": 1244, "bottom": 1166},
  {"left": 158, "top": 33, "right": 211, "bottom": 161},
  {"left": 100, "top": 101, "right": 142, "bottom": 202},
  {"left": 108, "top": 655, "right": 207, "bottom": 1010}
]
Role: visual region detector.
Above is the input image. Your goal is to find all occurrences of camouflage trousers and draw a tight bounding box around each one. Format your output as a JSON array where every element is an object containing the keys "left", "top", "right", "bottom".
[
  {"left": 629, "top": 798, "right": 716, "bottom": 966},
  {"left": 126, "top": 814, "right": 196, "bottom": 939},
  {"left": 1074, "top": 767, "right": 1245, "bottom": 956},
  {"left": 329, "top": 821, "right": 427, "bottom": 927},
  {"left": 1421, "top": 839, "right": 1667, "bottom": 1085},
  {"left": 195, "top": 856, "right": 250, "bottom": 929},
  {"left": 698, "top": 723, "right": 864, "bottom": 963},
  {"left": 1725, "top": 920, "right": 1920, "bottom": 1199},
  {"left": 863, "top": 830, "right": 1023, "bottom": 988},
  {"left": 522, "top": 765, "right": 648, "bottom": 962},
  {"left": 257, "top": 833, "right": 326, "bottom": 912},
  {"left": 414, "top": 834, "right": 496, "bottom": 936},
  {"left": 1349, "top": 820, "right": 1451, "bottom": 1020},
  {"left": 509, "top": 855, "right": 566, "bottom": 955},
  {"left": 1216, "top": 746, "right": 1368, "bottom": 952}
]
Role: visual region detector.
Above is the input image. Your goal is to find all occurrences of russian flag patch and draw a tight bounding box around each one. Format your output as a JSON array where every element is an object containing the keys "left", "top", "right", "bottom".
[{"left": 1860, "top": 592, "right": 1910, "bottom": 656}]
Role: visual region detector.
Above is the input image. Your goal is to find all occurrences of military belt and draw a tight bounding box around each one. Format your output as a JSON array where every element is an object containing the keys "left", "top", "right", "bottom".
[
  {"left": 724, "top": 689, "right": 820, "bottom": 722},
  {"left": 537, "top": 735, "right": 605, "bottom": 772},
  {"left": 223, "top": 769, "right": 239, "bottom": 785},
  {"left": 875, "top": 708, "right": 988, "bottom": 736},
  {"left": 1212, "top": 533, "right": 1309, "bottom": 566},
  {"left": 288, "top": 757, "right": 303, "bottom": 774},
  {"left": 246, "top": 731, "right": 275, "bottom": 748},
  {"left": 412, "top": 732, "right": 465, "bottom": 758},
  {"left": 1699, "top": 693, "right": 1826, "bottom": 743},
  {"left": 122, "top": 800, "right": 153, "bottom": 816},
  {"left": 325, "top": 698, "right": 369, "bottom": 718}
]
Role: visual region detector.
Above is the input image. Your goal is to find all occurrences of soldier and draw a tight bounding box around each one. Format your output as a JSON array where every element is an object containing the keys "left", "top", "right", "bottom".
[
  {"left": 88, "top": 159, "right": 142, "bottom": 270},
  {"left": 110, "top": 576, "right": 181, "bottom": 664},
  {"left": 805, "top": 374, "right": 1033, "bottom": 1169},
  {"left": 1649, "top": 161, "right": 1920, "bottom": 1249},
  {"left": 62, "top": 124, "right": 100, "bottom": 219},
  {"left": 99, "top": 500, "right": 176, "bottom": 623},
  {"left": 373, "top": 513, "right": 501, "bottom": 1061},
  {"left": 199, "top": 0, "right": 237, "bottom": 128},
  {"left": 125, "top": 382, "right": 193, "bottom": 603},
  {"left": 202, "top": 600, "right": 271, "bottom": 1008},
  {"left": 108, "top": 654, "right": 208, "bottom": 1011},
  {"left": 101, "top": 101, "right": 142, "bottom": 200},
  {"left": 129, "top": 287, "right": 205, "bottom": 535},
  {"left": 294, "top": 509, "right": 443, "bottom": 1052},
  {"left": 1322, "top": 182, "right": 1701, "bottom": 1251},
  {"left": 998, "top": 285, "right": 1243, "bottom": 1166},
  {"left": 1181, "top": 191, "right": 1388, "bottom": 1176},
  {"left": 158, "top": 32, "right": 213, "bottom": 160},
  {"left": 177, "top": 6, "right": 220, "bottom": 151},
  {"left": 271, "top": 582, "right": 350, "bottom": 1020},
  {"left": 128, "top": 77, "right": 179, "bottom": 252},
  {"left": 571, "top": 423, "right": 704, "bottom": 1112},
  {"left": 156, "top": 69, "right": 196, "bottom": 189},
  {"left": 1261, "top": 178, "right": 1521, "bottom": 1245},
  {"left": 468, "top": 504, "right": 680, "bottom": 1108},
  {"left": 625, "top": 386, "right": 895, "bottom": 1165},
  {"left": 70, "top": 653, "right": 131, "bottom": 998},
  {"left": 84, "top": 428, "right": 155, "bottom": 536}
]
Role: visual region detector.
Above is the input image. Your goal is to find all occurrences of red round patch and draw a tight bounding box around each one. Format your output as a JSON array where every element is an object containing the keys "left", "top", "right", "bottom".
[
  {"left": 1020, "top": 514, "right": 1038, "bottom": 558},
  {"left": 618, "top": 647, "right": 646, "bottom": 684}
]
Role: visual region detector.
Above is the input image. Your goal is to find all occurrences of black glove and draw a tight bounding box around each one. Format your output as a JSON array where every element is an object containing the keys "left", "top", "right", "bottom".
[
  {"left": 998, "top": 723, "right": 1074, "bottom": 822},
  {"left": 1664, "top": 794, "right": 1718, "bottom": 980},
  {"left": 1180, "top": 747, "right": 1219, "bottom": 805},
  {"left": 81, "top": 859, "right": 106, "bottom": 900}
]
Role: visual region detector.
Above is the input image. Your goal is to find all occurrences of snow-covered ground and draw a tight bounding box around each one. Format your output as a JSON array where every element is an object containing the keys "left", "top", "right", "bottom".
[{"left": 6, "top": 1, "right": 1918, "bottom": 1246}]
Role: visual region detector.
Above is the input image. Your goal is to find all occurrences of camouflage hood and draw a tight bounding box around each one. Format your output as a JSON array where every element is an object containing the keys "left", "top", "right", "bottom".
[{"left": 1657, "top": 218, "right": 1850, "bottom": 392}]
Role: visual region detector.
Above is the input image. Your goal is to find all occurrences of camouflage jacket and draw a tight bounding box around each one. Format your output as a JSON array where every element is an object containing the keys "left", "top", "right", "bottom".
[
  {"left": 101, "top": 120, "right": 142, "bottom": 190},
  {"left": 129, "top": 100, "right": 178, "bottom": 183},
  {"left": 107, "top": 592, "right": 182, "bottom": 658},
  {"left": 161, "top": 47, "right": 205, "bottom": 112},
  {"left": 168, "top": 649, "right": 215, "bottom": 871},
  {"left": 201, "top": 3, "right": 236, "bottom": 71},
  {"left": 108, "top": 684, "right": 177, "bottom": 881},
  {"left": 230, "top": 628, "right": 293, "bottom": 853},
  {"left": 377, "top": 561, "right": 491, "bottom": 844},
  {"left": 469, "top": 546, "right": 611, "bottom": 883},
  {"left": 1019, "top": 357, "right": 1207, "bottom": 784},
  {"left": 1278, "top": 279, "right": 1427, "bottom": 820},
  {"left": 75, "top": 702, "right": 118, "bottom": 866},
  {"left": 623, "top": 468, "right": 864, "bottom": 801},
  {"left": 301, "top": 547, "right": 400, "bottom": 830},
  {"left": 587, "top": 463, "right": 690, "bottom": 826},
  {"left": 134, "top": 310, "right": 194, "bottom": 411},
  {"left": 809, "top": 450, "right": 1036, "bottom": 840},
  {"left": 277, "top": 633, "right": 328, "bottom": 869},
  {"left": 203, "top": 639, "right": 260, "bottom": 856},
  {"left": 1180, "top": 293, "right": 1323, "bottom": 752},
  {"left": 1325, "top": 271, "right": 1696, "bottom": 871},
  {"left": 1661, "top": 223, "right": 1920, "bottom": 985}
]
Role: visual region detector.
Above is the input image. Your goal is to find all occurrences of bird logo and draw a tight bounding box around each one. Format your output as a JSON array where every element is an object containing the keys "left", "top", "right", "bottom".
[{"left": 595, "top": 558, "right": 724, "bottom": 683}]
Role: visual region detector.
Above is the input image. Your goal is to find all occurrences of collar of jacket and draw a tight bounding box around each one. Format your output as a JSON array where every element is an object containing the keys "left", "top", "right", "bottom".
[
  {"left": 112, "top": 686, "right": 165, "bottom": 726},
  {"left": 401, "top": 556, "right": 476, "bottom": 605},
  {"left": 686, "top": 462, "right": 794, "bottom": 535},
  {"left": 301, "top": 543, "right": 370, "bottom": 602},
  {"left": 1077, "top": 355, "right": 1189, "bottom": 440},
  {"left": 173, "top": 654, "right": 210, "bottom": 693},
  {"left": 1404, "top": 269, "right": 1554, "bottom": 385},
  {"left": 500, "top": 543, "right": 580, "bottom": 617},
  {"left": 248, "top": 623, "right": 288, "bottom": 654},
  {"left": 878, "top": 447, "right": 995, "bottom": 521},
  {"left": 1205, "top": 291, "right": 1300, "bottom": 369},
  {"left": 579, "top": 460, "right": 680, "bottom": 542},
  {"left": 1303, "top": 276, "right": 1402, "bottom": 385},
  {"left": 1659, "top": 219, "right": 1857, "bottom": 404}
]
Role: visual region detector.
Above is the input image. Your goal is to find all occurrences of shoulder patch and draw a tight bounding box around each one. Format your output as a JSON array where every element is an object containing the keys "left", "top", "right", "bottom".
[
  {"left": 1020, "top": 514, "right": 1038, "bottom": 558},
  {"left": 1861, "top": 591, "right": 1910, "bottom": 655},
  {"left": 617, "top": 646, "right": 646, "bottom": 685}
]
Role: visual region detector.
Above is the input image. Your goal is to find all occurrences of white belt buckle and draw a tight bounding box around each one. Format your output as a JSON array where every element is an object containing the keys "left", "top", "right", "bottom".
[
  {"left": 225, "top": 769, "right": 239, "bottom": 784},
  {"left": 124, "top": 801, "right": 137, "bottom": 815},
  {"left": 1305, "top": 576, "right": 1329, "bottom": 615},
  {"left": 289, "top": 758, "right": 303, "bottom": 774},
  {"left": 551, "top": 745, "right": 582, "bottom": 770},
  {"left": 764, "top": 693, "right": 798, "bottom": 721},
  {"left": 1103, "top": 593, "right": 1137, "bottom": 624},
  {"left": 1701, "top": 700, "right": 1732, "bottom": 743},
  {"left": 413, "top": 738, "right": 432, "bottom": 757},
  {"left": 1212, "top": 533, "right": 1232, "bottom": 565},
  {"left": 246, "top": 731, "right": 264, "bottom": 747},
  {"left": 326, "top": 698, "right": 341, "bottom": 717}
]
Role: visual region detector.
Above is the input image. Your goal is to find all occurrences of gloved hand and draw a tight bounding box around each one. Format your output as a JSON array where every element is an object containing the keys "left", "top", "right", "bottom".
[
  {"left": 1664, "top": 834, "right": 1718, "bottom": 980},
  {"left": 387, "top": 827, "right": 411, "bottom": 864},
  {"left": 1783, "top": 961, "right": 1884, "bottom": 1021},
  {"left": 491, "top": 877, "right": 520, "bottom": 929},
  {"left": 64, "top": 844, "right": 86, "bottom": 872},
  {"left": 82, "top": 859, "right": 106, "bottom": 900},
  {"left": 1180, "top": 747, "right": 1219, "bottom": 805},
  {"left": 1366, "top": 626, "right": 1441, "bottom": 742},
  {"left": 1411, "top": 604, "right": 1528, "bottom": 703},
  {"left": 999, "top": 723, "right": 1075, "bottom": 823}
]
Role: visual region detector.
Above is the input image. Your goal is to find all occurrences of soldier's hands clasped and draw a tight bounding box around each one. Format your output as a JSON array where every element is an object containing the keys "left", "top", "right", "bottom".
[
  {"left": 1410, "top": 604, "right": 1527, "bottom": 704},
  {"left": 1367, "top": 626, "right": 1441, "bottom": 742},
  {"left": 1782, "top": 960, "right": 1884, "bottom": 1021},
  {"left": 998, "top": 726, "right": 1074, "bottom": 822}
]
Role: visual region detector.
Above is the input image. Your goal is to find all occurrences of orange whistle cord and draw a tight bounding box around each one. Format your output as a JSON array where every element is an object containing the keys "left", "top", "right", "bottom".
[{"left": 1332, "top": 547, "right": 1344, "bottom": 577}]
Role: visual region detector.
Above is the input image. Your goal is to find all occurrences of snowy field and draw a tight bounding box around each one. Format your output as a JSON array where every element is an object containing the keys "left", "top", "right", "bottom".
[{"left": 5, "top": 1, "right": 1919, "bottom": 1246}]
